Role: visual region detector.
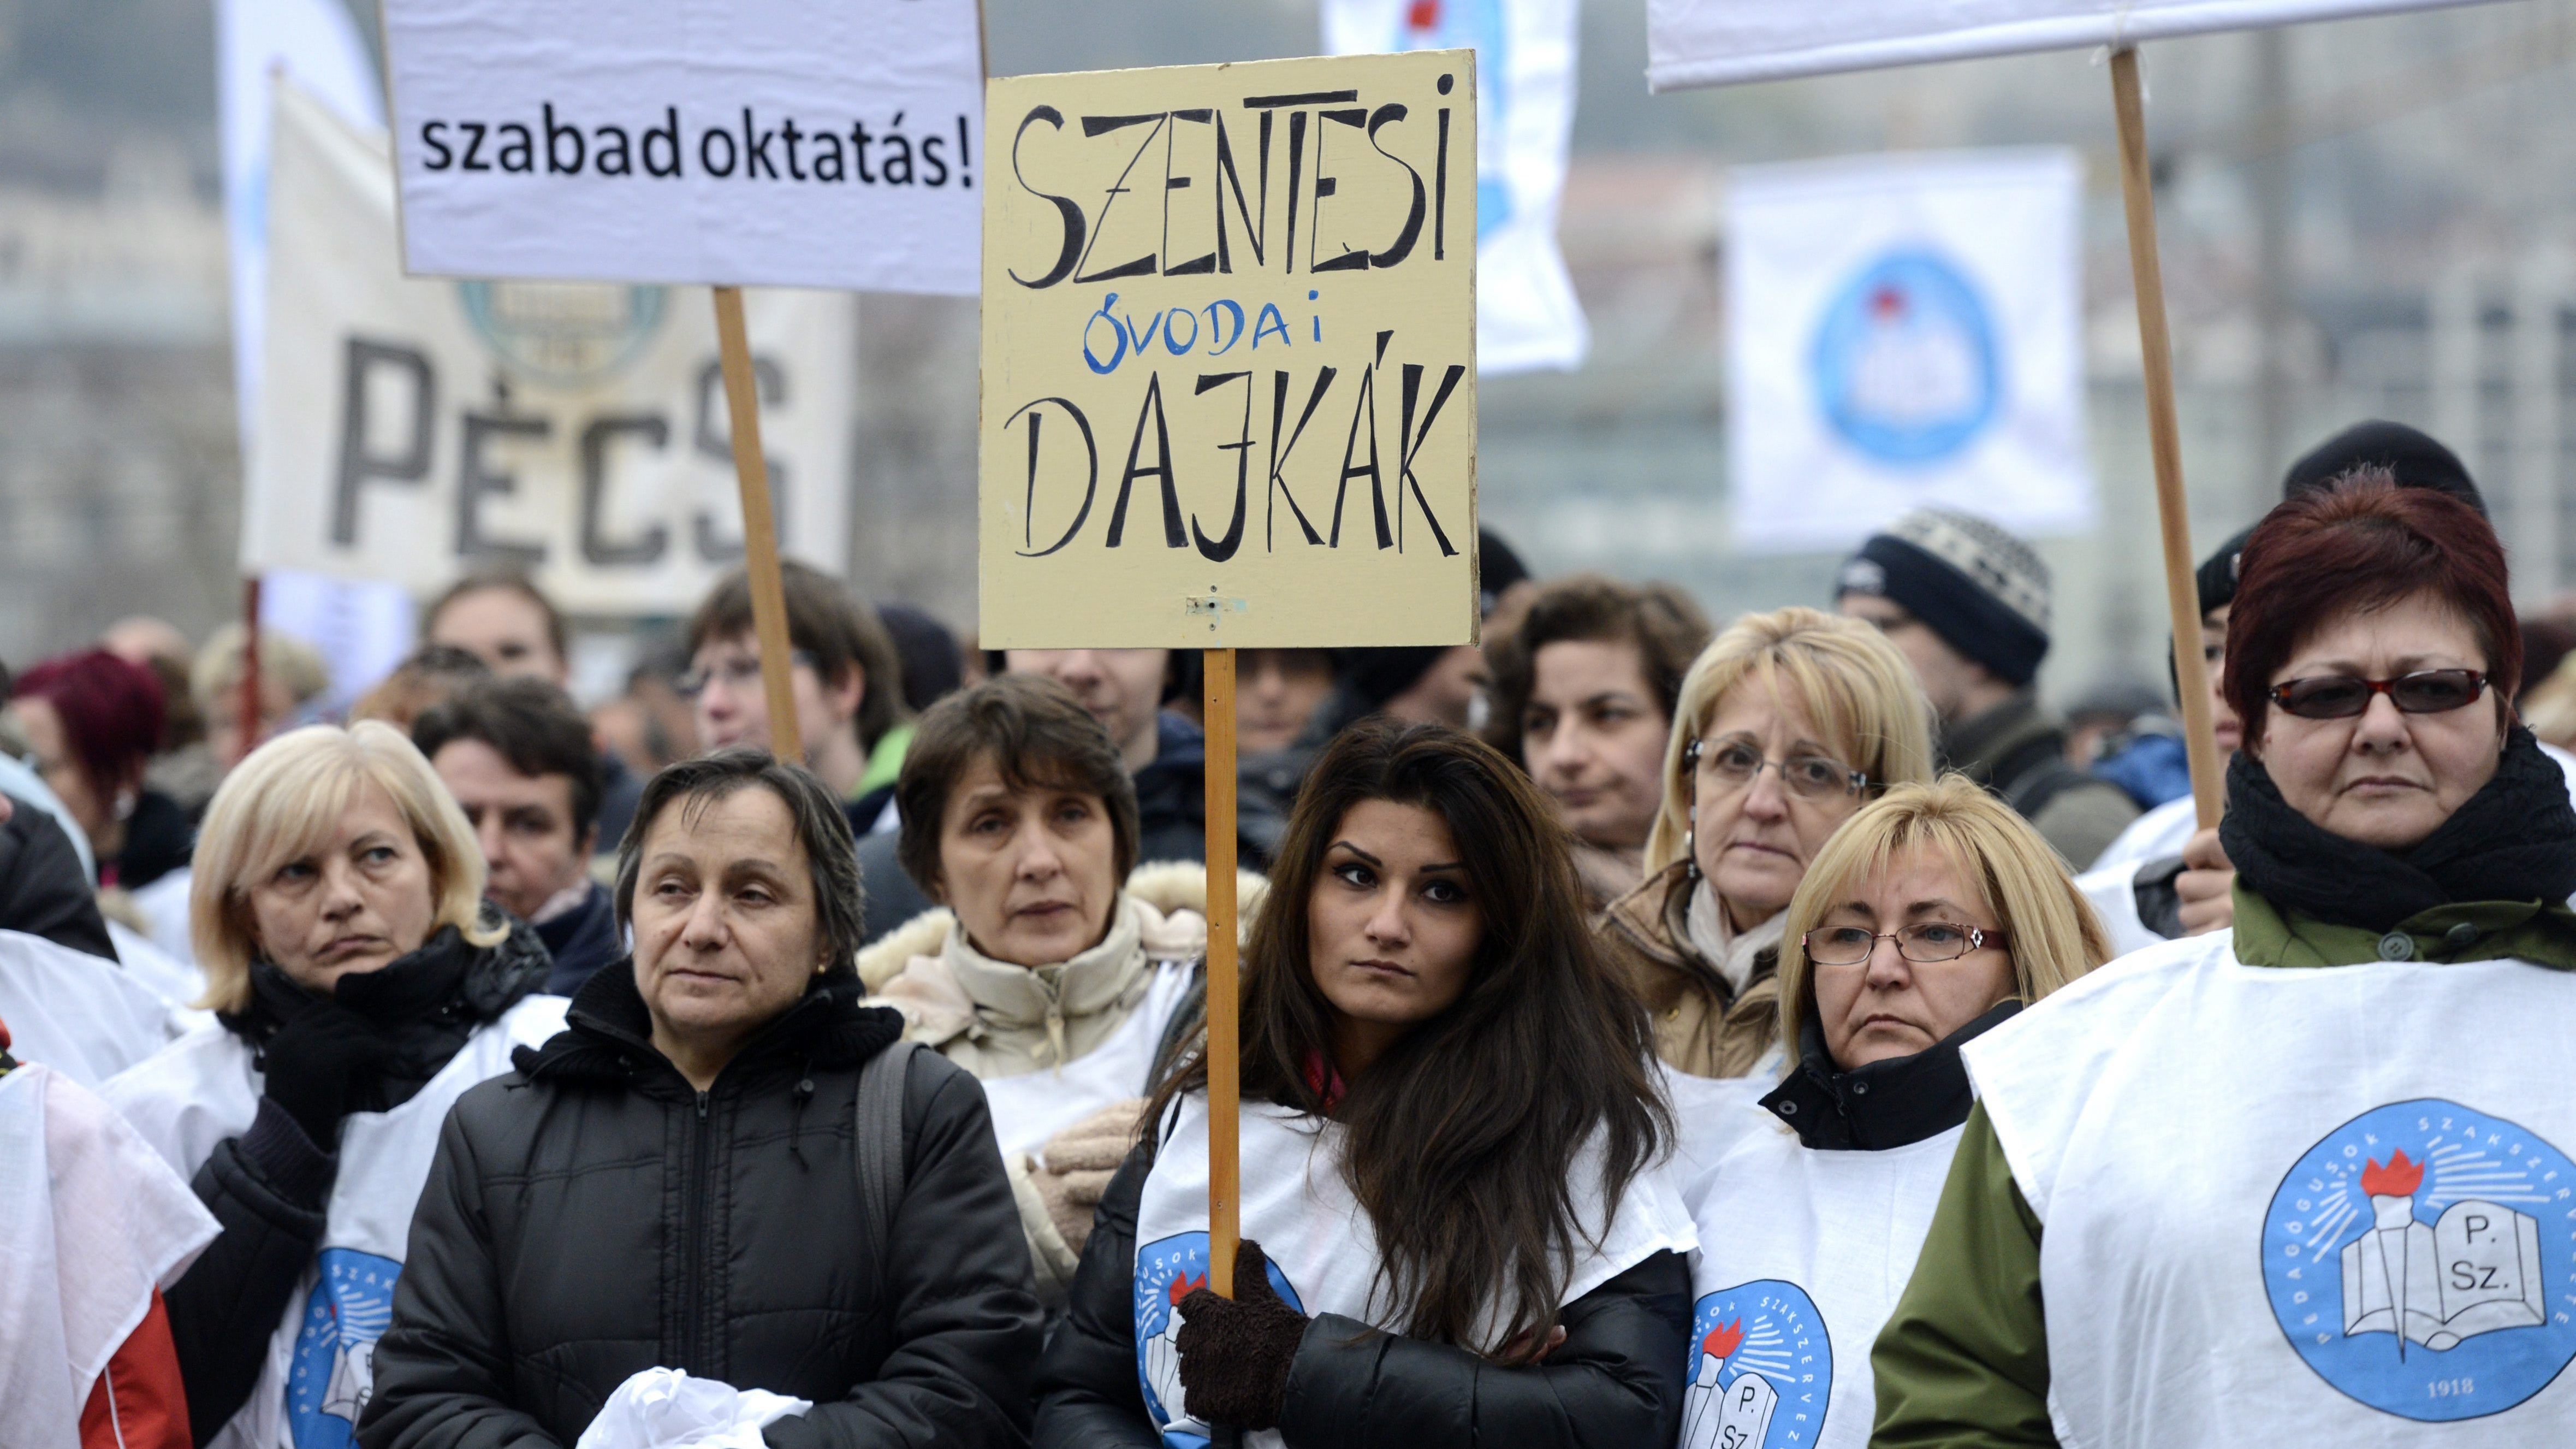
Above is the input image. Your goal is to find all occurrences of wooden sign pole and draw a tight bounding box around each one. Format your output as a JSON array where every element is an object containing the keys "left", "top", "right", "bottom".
[
  {"left": 1202, "top": 648, "right": 1242, "bottom": 1297},
  {"left": 711, "top": 286, "right": 805, "bottom": 761},
  {"left": 238, "top": 575, "right": 263, "bottom": 764},
  {"left": 2110, "top": 47, "right": 2225, "bottom": 831}
]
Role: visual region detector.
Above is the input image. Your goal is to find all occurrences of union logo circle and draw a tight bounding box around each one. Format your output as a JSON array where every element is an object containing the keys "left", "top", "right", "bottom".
[
  {"left": 1808, "top": 249, "right": 1999, "bottom": 468},
  {"left": 2262, "top": 1097, "right": 2576, "bottom": 1421}
]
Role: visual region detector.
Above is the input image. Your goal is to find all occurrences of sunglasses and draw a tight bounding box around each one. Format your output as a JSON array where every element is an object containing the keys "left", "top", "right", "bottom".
[{"left": 2266, "top": 669, "right": 2487, "bottom": 720}]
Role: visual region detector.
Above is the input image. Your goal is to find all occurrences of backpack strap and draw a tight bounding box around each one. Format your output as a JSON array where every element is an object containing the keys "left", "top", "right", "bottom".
[{"left": 853, "top": 1040, "right": 922, "bottom": 1255}]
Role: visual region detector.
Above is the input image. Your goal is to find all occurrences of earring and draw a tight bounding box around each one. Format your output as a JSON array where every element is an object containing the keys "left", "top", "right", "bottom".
[{"left": 1683, "top": 829, "right": 1700, "bottom": 882}]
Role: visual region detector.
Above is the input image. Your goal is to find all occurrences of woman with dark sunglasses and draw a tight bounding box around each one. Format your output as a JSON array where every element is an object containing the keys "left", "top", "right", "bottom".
[
  {"left": 1675, "top": 776, "right": 2104, "bottom": 1449},
  {"left": 1873, "top": 470, "right": 2576, "bottom": 1448}
]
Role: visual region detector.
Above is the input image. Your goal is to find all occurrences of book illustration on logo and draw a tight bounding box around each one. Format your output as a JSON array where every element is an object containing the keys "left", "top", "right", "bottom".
[
  {"left": 286, "top": 1247, "right": 402, "bottom": 1449},
  {"left": 1133, "top": 1232, "right": 1306, "bottom": 1449},
  {"left": 2338, "top": 1149, "right": 2545, "bottom": 1355},
  {"left": 1681, "top": 1281, "right": 1830, "bottom": 1449},
  {"left": 2262, "top": 1098, "right": 2576, "bottom": 1423}
]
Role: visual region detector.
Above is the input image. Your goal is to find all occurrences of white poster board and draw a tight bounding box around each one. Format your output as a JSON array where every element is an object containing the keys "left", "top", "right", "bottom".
[
  {"left": 242, "top": 82, "right": 853, "bottom": 612},
  {"left": 1728, "top": 149, "right": 2091, "bottom": 553},
  {"left": 378, "top": 0, "right": 982, "bottom": 293},
  {"left": 1649, "top": 0, "right": 2514, "bottom": 90},
  {"left": 1325, "top": 0, "right": 1586, "bottom": 375}
]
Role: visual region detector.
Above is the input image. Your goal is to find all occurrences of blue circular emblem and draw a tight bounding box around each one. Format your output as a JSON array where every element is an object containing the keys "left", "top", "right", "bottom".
[
  {"left": 1681, "top": 1280, "right": 1832, "bottom": 1449},
  {"left": 1809, "top": 249, "right": 2000, "bottom": 468},
  {"left": 286, "top": 1247, "right": 401, "bottom": 1449},
  {"left": 2263, "top": 1098, "right": 2576, "bottom": 1421},
  {"left": 455, "top": 281, "right": 668, "bottom": 388},
  {"left": 1133, "top": 1232, "right": 1306, "bottom": 1449}
]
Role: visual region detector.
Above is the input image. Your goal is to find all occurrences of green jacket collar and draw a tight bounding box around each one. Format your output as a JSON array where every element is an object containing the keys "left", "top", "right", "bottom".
[{"left": 2230, "top": 883, "right": 2576, "bottom": 971}]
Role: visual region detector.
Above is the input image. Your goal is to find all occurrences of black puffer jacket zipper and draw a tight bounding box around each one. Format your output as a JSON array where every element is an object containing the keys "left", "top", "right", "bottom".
[{"left": 679, "top": 1087, "right": 714, "bottom": 1371}]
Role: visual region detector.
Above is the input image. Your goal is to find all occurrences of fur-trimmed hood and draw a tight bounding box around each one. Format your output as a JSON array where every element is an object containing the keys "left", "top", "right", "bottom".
[{"left": 856, "top": 861, "right": 1269, "bottom": 991}]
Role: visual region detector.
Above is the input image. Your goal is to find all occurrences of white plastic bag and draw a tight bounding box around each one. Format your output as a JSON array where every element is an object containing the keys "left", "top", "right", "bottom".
[{"left": 574, "top": 1367, "right": 812, "bottom": 1449}]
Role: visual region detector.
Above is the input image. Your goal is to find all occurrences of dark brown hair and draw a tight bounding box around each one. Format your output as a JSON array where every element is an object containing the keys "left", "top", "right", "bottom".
[
  {"left": 686, "top": 561, "right": 909, "bottom": 753},
  {"left": 2229, "top": 468, "right": 2519, "bottom": 740},
  {"left": 893, "top": 673, "right": 1141, "bottom": 897},
  {"left": 413, "top": 676, "right": 607, "bottom": 841},
  {"left": 1482, "top": 574, "right": 1712, "bottom": 764},
  {"left": 615, "top": 748, "right": 866, "bottom": 972},
  {"left": 1152, "top": 720, "right": 1670, "bottom": 1354}
]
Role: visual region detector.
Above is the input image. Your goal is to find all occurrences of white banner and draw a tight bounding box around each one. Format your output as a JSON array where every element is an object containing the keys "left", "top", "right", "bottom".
[
  {"left": 216, "top": 0, "right": 415, "bottom": 700},
  {"left": 379, "top": 0, "right": 981, "bottom": 294},
  {"left": 217, "top": 0, "right": 383, "bottom": 450},
  {"left": 1649, "top": 0, "right": 2513, "bottom": 90},
  {"left": 242, "top": 82, "right": 853, "bottom": 614},
  {"left": 1326, "top": 0, "right": 1586, "bottom": 374},
  {"left": 1728, "top": 149, "right": 2091, "bottom": 554}
]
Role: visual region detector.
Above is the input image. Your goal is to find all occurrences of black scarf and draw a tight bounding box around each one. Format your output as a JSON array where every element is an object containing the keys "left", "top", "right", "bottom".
[
  {"left": 224, "top": 912, "right": 550, "bottom": 1111},
  {"left": 2220, "top": 725, "right": 2576, "bottom": 934},
  {"left": 1758, "top": 1002, "right": 2020, "bottom": 1151}
]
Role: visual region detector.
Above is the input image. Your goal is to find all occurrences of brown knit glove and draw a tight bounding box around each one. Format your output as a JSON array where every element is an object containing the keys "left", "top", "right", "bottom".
[
  {"left": 1176, "top": 1239, "right": 1309, "bottom": 1431},
  {"left": 1031, "top": 1098, "right": 1146, "bottom": 1255}
]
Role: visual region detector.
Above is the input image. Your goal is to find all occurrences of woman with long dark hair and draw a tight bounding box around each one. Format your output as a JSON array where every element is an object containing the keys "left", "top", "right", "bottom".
[{"left": 1035, "top": 720, "right": 1694, "bottom": 1448}]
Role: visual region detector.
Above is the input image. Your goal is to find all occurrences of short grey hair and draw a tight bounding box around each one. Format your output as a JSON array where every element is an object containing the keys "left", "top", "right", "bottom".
[{"left": 614, "top": 748, "right": 865, "bottom": 974}]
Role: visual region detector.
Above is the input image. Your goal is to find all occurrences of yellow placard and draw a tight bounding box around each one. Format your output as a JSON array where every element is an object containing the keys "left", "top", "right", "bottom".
[{"left": 980, "top": 51, "right": 1477, "bottom": 649}]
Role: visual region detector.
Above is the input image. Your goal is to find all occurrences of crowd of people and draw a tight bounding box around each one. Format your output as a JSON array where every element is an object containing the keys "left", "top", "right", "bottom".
[{"left": 5, "top": 417, "right": 2573, "bottom": 1447}]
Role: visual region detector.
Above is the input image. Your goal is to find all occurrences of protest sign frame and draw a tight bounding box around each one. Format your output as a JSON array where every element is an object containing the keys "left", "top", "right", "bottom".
[
  {"left": 375, "top": 0, "right": 986, "bottom": 766},
  {"left": 978, "top": 49, "right": 1480, "bottom": 1298}
]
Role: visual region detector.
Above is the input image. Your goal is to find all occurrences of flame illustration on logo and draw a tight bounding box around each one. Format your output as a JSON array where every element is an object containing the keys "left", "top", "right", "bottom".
[
  {"left": 1702, "top": 1318, "right": 1744, "bottom": 1361},
  {"left": 2361, "top": 1150, "right": 2425, "bottom": 1199},
  {"left": 1167, "top": 1272, "right": 1207, "bottom": 1308}
]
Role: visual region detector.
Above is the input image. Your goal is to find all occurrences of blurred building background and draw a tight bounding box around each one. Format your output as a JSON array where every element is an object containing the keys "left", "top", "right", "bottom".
[{"left": 8, "top": 0, "right": 2576, "bottom": 707}]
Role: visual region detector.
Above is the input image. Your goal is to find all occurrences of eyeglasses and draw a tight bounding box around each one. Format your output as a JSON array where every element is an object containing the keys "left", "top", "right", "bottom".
[
  {"left": 2267, "top": 669, "right": 2487, "bottom": 720},
  {"left": 1801, "top": 922, "right": 2008, "bottom": 966},
  {"left": 678, "top": 649, "right": 816, "bottom": 699},
  {"left": 1689, "top": 738, "right": 1869, "bottom": 800}
]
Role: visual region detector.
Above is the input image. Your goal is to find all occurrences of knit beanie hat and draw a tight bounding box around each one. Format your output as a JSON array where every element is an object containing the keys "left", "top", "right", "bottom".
[
  {"left": 2282, "top": 421, "right": 2486, "bottom": 518},
  {"left": 1837, "top": 508, "right": 2051, "bottom": 687},
  {"left": 2194, "top": 523, "right": 2259, "bottom": 622}
]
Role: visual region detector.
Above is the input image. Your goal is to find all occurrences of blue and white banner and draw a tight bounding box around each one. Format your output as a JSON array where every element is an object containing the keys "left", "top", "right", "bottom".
[
  {"left": 1726, "top": 148, "right": 2092, "bottom": 554},
  {"left": 1325, "top": 0, "right": 1587, "bottom": 375}
]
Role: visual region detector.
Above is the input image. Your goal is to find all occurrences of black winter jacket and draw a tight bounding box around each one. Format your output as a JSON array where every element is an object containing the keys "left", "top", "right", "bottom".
[
  {"left": 1034, "top": 1125, "right": 1692, "bottom": 1449},
  {"left": 359, "top": 961, "right": 1042, "bottom": 1449},
  {"left": 164, "top": 914, "right": 551, "bottom": 1445},
  {"left": 0, "top": 792, "right": 115, "bottom": 960}
]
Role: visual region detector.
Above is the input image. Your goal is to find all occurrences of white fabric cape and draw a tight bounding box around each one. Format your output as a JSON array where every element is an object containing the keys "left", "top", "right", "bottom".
[
  {"left": 1965, "top": 930, "right": 2576, "bottom": 1444},
  {"left": 0, "top": 929, "right": 185, "bottom": 1090},
  {"left": 1678, "top": 1102, "right": 1963, "bottom": 1449},
  {"left": 105, "top": 994, "right": 568, "bottom": 1448},
  {"left": 0, "top": 1061, "right": 218, "bottom": 1449},
  {"left": 1132, "top": 1093, "right": 1696, "bottom": 1448}
]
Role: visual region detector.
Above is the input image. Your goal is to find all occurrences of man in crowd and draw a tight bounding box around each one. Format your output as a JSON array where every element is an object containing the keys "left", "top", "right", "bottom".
[
  {"left": 1837, "top": 506, "right": 2139, "bottom": 869},
  {"left": 414, "top": 678, "right": 619, "bottom": 996},
  {"left": 684, "top": 561, "right": 910, "bottom": 836},
  {"left": 424, "top": 569, "right": 644, "bottom": 849}
]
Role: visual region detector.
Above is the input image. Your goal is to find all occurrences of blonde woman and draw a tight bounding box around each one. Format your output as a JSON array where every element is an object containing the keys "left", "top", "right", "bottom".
[
  {"left": 1601, "top": 606, "right": 1935, "bottom": 1079},
  {"left": 102, "top": 723, "right": 561, "bottom": 1447},
  {"left": 1674, "top": 777, "right": 2107, "bottom": 1449}
]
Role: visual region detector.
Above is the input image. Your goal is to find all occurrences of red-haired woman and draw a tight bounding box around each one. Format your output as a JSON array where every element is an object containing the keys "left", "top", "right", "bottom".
[
  {"left": 1873, "top": 470, "right": 2576, "bottom": 1446},
  {"left": 7, "top": 649, "right": 190, "bottom": 890}
]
